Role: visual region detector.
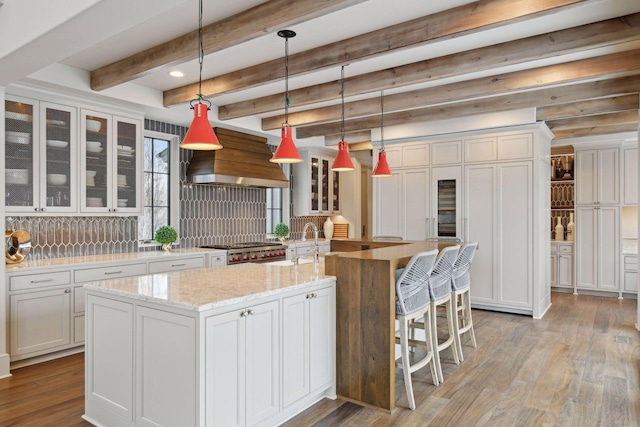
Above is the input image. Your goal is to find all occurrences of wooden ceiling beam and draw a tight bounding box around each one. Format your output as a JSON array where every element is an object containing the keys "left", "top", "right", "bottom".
[
  {"left": 325, "top": 131, "right": 371, "bottom": 146},
  {"left": 90, "top": 0, "right": 366, "bottom": 91},
  {"left": 536, "top": 95, "right": 639, "bottom": 121},
  {"left": 546, "top": 110, "right": 639, "bottom": 131},
  {"left": 294, "top": 75, "right": 640, "bottom": 138},
  {"left": 163, "top": 0, "right": 589, "bottom": 106},
  {"left": 552, "top": 123, "right": 639, "bottom": 139},
  {"left": 220, "top": 13, "right": 640, "bottom": 120},
  {"left": 267, "top": 48, "right": 640, "bottom": 131}
]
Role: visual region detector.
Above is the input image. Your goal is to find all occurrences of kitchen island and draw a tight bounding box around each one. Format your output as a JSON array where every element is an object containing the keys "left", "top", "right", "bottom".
[{"left": 83, "top": 260, "right": 336, "bottom": 427}]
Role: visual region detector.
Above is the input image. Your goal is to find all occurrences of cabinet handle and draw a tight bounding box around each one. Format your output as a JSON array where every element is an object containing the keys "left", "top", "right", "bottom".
[
  {"left": 41, "top": 208, "right": 46, "bottom": 212},
  {"left": 306, "top": 294, "right": 311, "bottom": 299},
  {"left": 426, "top": 217, "right": 430, "bottom": 239},
  {"left": 171, "top": 263, "right": 186, "bottom": 267},
  {"left": 104, "top": 271, "right": 123, "bottom": 275},
  {"left": 34, "top": 208, "right": 39, "bottom": 212},
  {"left": 248, "top": 309, "right": 254, "bottom": 315},
  {"left": 30, "top": 278, "right": 54, "bottom": 284},
  {"left": 64, "top": 288, "right": 71, "bottom": 293}
]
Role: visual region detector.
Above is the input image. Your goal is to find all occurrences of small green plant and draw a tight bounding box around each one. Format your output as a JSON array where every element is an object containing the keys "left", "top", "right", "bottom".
[
  {"left": 273, "top": 223, "right": 290, "bottom": 242},
  {"left": 154, "top": 225, "right": 177, "bottom": 245}
]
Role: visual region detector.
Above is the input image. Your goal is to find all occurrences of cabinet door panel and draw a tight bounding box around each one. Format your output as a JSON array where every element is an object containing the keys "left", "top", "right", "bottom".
[
  {"left": 114, "top": 116, "right": 142, "bottom": 213},
  {"left": 557, "top": 254, "right": 573, "bottom": 288},
  {"left": 597, "top": 206, "right": 619, "bottom": 290},
  {"left": 245, "top": 301, "right": 280, "bottom": 426},
  {"left": 576, "top": 207, "right": 597, "bottom": 289},
  {"left": 10, "top": 288, "right": 71, "bottom": 356},
  {"left": 575, "top": 150, "right": 597, "bottom": 205},
  {"left": 81, "top": 110, "right": 111, "bottom": 213},
  {"left": 550, "top": 255, "right": 557, "bottom": 287},
  {"left": 206, "top": 309, "right": 245, "bottom": 427},
  {"left": 623, "top": 147, "right": 638, "bottom": 206},
  {"left": 282, "top": 293, "right": 310, "bottom": 407},
  {"left": 373, "top": 173, "right": 403, "bottom": 238},
  {"left": 465, "top": 165, "right": 496, "bottom": 303},
  {"left": 497, "top": 162, "right": 532, "bottom": 307},
  {"left": 310, "top": 287, "right": 334, "bottom": 392},
  {"left": 597, "top": 148, "right": 619, "bottom": 205},
  {"left": 624, "top": 271, "right": 638, "bottom": 292},
  {"left": 403, "top": 169, "right": 429, "bottom": 240}
]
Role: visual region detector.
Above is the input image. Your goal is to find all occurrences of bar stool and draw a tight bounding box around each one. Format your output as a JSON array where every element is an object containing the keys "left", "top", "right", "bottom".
[
  {"left": 426, "top": 245, "right": 460, "bottom": 383},
  {"left": 394, "top": 249, "right": 440, "bottom": 410},
  {"left": 451, "top": 242, "right": 478, "bottom": 362}
]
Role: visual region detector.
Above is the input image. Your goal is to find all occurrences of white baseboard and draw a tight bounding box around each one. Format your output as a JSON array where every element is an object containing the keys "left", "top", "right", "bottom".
[{"left": 0, "top": 353, "right": 12, "bottom": 379}]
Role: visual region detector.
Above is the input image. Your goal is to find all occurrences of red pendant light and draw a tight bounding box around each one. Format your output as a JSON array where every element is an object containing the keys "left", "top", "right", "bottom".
[
  {"left": 372, "top": 91, "right": 392, "bottom": 177},
  {"left": 271, "top": 30, "right": 303, "bottom": 164},
  {"left": 332, "top": 65, "right": 355, "bottom": 171},
  {"left": 180, "top": 0, "right": 222, "bottom": 151}
]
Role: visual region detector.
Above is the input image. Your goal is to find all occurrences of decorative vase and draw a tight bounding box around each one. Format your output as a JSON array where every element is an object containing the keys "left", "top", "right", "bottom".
[
  {"left": 323, "top": 217, "right": 334, "bottom": 239},
  {"left": 554, "top": 217, "right": 564, "bottom": 241},
  {"left": 161, "top": 243, "right": 172, "bottom": 252},
  {"left": 566, "top": 212, "right": 575, "bottom": 241}
]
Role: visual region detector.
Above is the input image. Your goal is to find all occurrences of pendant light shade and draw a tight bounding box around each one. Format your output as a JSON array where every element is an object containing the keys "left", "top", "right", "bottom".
[
  {"left": 271, "top": 124, "right": 302, "bottom": 163},
  {"left": 332, "top": 65, "right": 355, "bottom": 171},
  {"left": 372, "top": 90, "right": 392, "bottom": 177},
  {"left": 271, "top": 30, "right": 302, "bottom": 164},
  {"left": 332, "top": 140, "right": 355, "bottom": 171},
  {"left": 180, "top": 103, "right": 222, "bottom": 150},
  {"left": 180, "top": 0, "right": 221, "bottom": 151}
]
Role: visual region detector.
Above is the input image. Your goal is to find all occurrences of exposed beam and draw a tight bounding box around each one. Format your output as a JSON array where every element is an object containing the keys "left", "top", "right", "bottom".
[
  {"left": 552, "top": 123, "right": 639, "bottom": 139},
  {"left": 164, "top": 0, "right": 589, "bottom": 106},
  {"left": 347, "top": 142, "right": 373, "bottom": 152},
  {"left": 268, "top": 48, "right": 640, "bottom": 131},
  {"left": 90, "top": 0, "right": 367, "bottom": 91},
  {"left": 546, "top": 110, "right": 639, "bottom": 131},
  {"left": 220, "top": 13, "right": 640, "bottom": 120},
  {"left": 536, "top": 94, "right": 640, "bottom": 121},
  {"left": 325, "top": 131, "right": 371, "bottom": 146},
  {"left": 294, "top": 75, "right": 640, "bottom": 138}
]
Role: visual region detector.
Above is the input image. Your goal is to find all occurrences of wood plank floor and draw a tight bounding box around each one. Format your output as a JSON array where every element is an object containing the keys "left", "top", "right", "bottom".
[{"left": 0, "top": 292, "right": 638, "bottom": 426}]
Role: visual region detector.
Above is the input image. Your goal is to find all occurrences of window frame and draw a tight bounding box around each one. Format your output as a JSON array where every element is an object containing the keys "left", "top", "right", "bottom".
[
  {"left": 138, "top": 130, "right": 180, "bottom": 248},
  {"left": 266, "top": 163, "right": 291, "bottom": 238}
]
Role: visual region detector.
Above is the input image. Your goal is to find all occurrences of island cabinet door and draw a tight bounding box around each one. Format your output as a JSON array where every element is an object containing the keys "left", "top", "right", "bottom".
[
  {"left": 135, "top": 307, "right": 196, "bottom": 427},
  {"left": 282, "top": 293, "right": 310, "bottom": 408},
  {"left": 308, "top": 286, "right": 334, "bottom": 392}
]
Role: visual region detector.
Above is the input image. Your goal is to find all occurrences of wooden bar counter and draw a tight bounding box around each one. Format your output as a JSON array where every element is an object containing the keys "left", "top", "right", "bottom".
[{"left": 325, "top": 239, "right": 457, "bottom": 412}]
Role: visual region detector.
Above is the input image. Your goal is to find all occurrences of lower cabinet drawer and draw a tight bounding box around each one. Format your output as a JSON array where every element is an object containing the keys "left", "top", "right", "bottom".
[
  {"left": 558, "top": 244, "right": 573, "bottom": 254},
  {"left": 9, "top": 271, "right": 71, "bottom": 292},
  {"left": 624, "top": 256, "right": 638, "bottom": 272},
  {"left": 74, "top": 263, "right": 147, "bottom": 283},
  {"left": 148, "top": 256, "right": 205, "bottom": 274}
]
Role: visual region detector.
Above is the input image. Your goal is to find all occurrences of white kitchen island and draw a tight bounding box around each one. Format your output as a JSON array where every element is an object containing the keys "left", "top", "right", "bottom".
[{"left": 83, "top": 260, "right": 336, "bottom": 427}]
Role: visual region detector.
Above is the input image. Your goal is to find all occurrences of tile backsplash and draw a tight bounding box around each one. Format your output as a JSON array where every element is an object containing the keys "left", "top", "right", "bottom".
[{"left": 5, "top": 119, "right": 326, "bottom": 260}]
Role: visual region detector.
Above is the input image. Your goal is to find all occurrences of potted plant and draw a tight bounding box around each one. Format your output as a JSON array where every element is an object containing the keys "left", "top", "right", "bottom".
[
  {"left": 273, "top": 223, "right": 290, "bottom": 243},
  {"left": 155, "top": 225, "right": 177, "bottom": 252}
]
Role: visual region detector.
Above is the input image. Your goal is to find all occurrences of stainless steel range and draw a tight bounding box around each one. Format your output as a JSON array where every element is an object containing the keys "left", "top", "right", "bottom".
[{"left": 198, "top": 242, "right": 286, "bottom": 265}]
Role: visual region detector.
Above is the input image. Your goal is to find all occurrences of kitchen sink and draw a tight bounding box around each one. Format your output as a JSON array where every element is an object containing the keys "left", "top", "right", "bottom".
[{"left": 268, "top": 258, "right": 314, "bottom": 266}]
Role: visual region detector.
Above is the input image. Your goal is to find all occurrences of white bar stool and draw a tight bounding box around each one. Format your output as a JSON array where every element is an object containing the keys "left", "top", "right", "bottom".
[
  {"left": 394, "top": 249, "right": 440, "bottom": 410},
  {"left": 451, "top": 242, "right": 479, "bottom": 362}
]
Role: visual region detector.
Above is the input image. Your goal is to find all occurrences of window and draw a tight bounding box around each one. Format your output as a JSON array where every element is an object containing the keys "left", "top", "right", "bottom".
[
  {"left": 266, "top": 187, "right": 282, "bottom": 234},
  {"left": 139, "top": 131, "right": 180, "bottom": 245}
]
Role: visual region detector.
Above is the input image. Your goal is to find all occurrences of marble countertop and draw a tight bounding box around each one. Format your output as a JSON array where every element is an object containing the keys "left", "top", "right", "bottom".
[
  {"left": 84, "top": 259, "right": 334, "bottom": 312},
  {"left": 5, "top": 248, "right": 223, "bottom": 271}
]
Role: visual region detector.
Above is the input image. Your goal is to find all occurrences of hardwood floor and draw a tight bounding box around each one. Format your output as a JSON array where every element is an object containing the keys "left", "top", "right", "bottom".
[{"left": 0, "top": 292, "right": 638, "bottom": 426}]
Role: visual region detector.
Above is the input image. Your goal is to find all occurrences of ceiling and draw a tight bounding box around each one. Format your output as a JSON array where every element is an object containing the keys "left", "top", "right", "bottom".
[{"left": 2, "top": 0, "right": 640, "bottom": 147}]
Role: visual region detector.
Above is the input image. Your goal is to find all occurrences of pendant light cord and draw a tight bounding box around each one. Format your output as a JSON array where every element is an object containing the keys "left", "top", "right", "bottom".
[
  {"left": 284, "top": 35, "right": 290, "bottom": 124},
  {"left": 197, "top": 0, "right": 204, "bottom": 101},
  {"left": 340, "top": 65, "right": 346, "bottom": 142},
  {"left": 380, "top": 90, "right": 385, "bottom": 152}
]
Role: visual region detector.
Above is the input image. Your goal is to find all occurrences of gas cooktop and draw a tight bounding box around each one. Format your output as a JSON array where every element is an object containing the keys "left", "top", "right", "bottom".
[{"left": 199, "top": 242, "right": 283, "bottom": 250}]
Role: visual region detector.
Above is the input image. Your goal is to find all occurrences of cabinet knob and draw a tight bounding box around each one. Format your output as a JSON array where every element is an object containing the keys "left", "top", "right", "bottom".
[
  {"left": 34, "top": 208, "right": 39, "bottom": 212},
  {"left": 65, "top": 288, "right": 71, "bottom": 293},
  {"left": 40, "top": 208, "right": 46, "bottom": 212},
  {"left": 248, "top": 309, "right": 255, "bottom": 315}
]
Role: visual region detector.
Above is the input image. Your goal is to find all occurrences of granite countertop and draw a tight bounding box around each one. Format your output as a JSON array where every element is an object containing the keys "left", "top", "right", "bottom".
[
  {"left": 5, "top": 248, "right": 223, "bottom": 271},
  {"left": 84, "top": 259, "right": 334, "bottom": 312}
]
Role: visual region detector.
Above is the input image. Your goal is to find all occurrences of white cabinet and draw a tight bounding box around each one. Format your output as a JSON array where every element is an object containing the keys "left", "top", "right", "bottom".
[
  {"left": 431, "top": 166, "right": 462, "bottom": 238},
  {"left": 5, "top": 96, "right": 78, "bottom": 214},
  {"left": 80, "top": 109, "right": 142, "bottom": 214},
  {"left": 575, "top": 148, "right": 620, "bottom": 205},
  {"left": 623, "top": 254, "right": 638, "bottom": 293},
  {"left": 207, "top": 251, "right": 227, "bottom": 267},
  {"left": 293, "top": 149, "right": 342, "bottom": 215},
  {"left": 10, "top": 288, "right": 71, "bottom": 357},
  {"left": 550, "top": 243, "right": 574, "bottom": 289},
  {"left": 373, "top": 172, "right": 403, "bottom": 238},
  {"left": 206, "top": 300, "right": 280, "bottom": 427},
  {"left": 432, "top": 140, "right": 462, "bottom": 165},
  {"left": 282, "top": 286, "right": 334, "bottom": 408},
  {"left": 466, "top": 162, "right": 534, "bottom": 311},
  {"left": 623, "top": 147, "right": 638, "bottom": 206},
  {"left": 575, "top": 206, "right": 619, "bottom": 290},
  {"left": 148, "top": 255, "right": 205, "bottom": 273}
]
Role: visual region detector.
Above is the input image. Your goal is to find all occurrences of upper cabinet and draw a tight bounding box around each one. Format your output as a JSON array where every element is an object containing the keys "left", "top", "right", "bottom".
[
  {"left": 5, "top": 96, "right": 77, "bottom": 214},
  {"left": 293, "top": 149, "right": 342, "bottom": 216},
  {"left": 80, "top": 110, "right": 142, "bottom": 214},
  {"left": 575, "top": 148, "right": 619, "bottom": 205},
  {"left": 4, "top": 90, "right": 143, "bottom": 216},
  {"left": 623, "top": 147, "right": 638, "bottom": 206}
]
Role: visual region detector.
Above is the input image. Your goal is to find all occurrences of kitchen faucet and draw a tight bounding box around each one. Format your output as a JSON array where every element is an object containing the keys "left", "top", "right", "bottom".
[{"left": 297, "top": 222, "right": 319, "bottom": 265}]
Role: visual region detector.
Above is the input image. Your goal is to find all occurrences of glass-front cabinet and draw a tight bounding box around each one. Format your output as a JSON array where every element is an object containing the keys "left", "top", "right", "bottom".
[
  {"left": 431, "top": 166, "right": 462, "bottom": 238},
  {"left": 80, "top": 109, "right": 141, "bottom": 214},
  {"left": 293, "top": 149, "right": 341, "bottom": 216},
  {"left": 5, "top": 96, "right": 77, "bottom": 213}
]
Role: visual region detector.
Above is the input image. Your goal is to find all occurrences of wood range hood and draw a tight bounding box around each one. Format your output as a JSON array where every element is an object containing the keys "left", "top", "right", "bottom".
[{"left": 185, "top": 127, "right": 289, "bottom": 188}]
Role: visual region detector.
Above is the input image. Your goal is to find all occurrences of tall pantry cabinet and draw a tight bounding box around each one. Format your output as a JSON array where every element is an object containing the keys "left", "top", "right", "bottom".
[{"left": 373, "top": 124, "right": 552, "bottom": 318}]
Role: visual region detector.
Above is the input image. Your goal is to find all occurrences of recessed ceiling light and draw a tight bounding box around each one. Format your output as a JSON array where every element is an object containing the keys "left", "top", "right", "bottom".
[{"left": 169, "top": 71, "right": 184, "bottom": 78}]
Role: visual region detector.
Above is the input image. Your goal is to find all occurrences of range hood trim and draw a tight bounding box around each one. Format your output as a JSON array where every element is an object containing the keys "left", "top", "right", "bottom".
[{"left": 189, "top": 173, "right": 289, "bottom": 188}]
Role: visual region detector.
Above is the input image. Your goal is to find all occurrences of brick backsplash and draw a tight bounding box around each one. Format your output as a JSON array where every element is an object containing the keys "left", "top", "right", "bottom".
[{"left": 5, "top": 119, "right": 322, "bottom": 260}]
